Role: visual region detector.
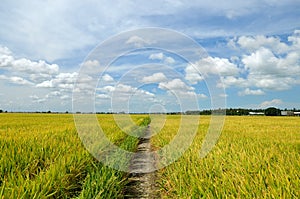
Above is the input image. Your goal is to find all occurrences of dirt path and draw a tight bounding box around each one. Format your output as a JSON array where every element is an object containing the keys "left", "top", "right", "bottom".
[{"left": 124, "top": 125, "right": 158, "bottom": 198}]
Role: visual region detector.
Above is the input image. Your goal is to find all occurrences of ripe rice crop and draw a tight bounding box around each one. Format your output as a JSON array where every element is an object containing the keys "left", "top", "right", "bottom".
[
  {"left": 0, "top": 114, "right": 299, "bottom": 198},
  {"left": 0, "top": 113, "right": 149, "bottom": 198},
  {"left": 152, "top": 115, "right": 300, "bottom": 198}
]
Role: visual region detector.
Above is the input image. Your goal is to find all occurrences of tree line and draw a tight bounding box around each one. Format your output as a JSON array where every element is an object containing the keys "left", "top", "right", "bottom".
[
  {"left": 185, "top": 107, "right": 300, "bottom": 116},
  {"left": 1, "top": 107, "right": 299, "bottom": 116}
]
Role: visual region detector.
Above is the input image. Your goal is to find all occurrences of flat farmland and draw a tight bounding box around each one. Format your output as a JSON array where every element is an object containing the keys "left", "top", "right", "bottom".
[
  {"left": 152, "top": 115, "right": 300, "bottom": 198},
  {"left": 0, "top": 114, "right": 299, "bottom": 198},
  {"left": 0, "top": 113, "right": 147, "bottom": 198}
]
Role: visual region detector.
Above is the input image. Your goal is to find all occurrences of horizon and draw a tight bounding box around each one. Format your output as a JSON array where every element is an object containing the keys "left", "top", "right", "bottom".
[{"left": 1, "top": 1, "right": 300, "bottom": 112}]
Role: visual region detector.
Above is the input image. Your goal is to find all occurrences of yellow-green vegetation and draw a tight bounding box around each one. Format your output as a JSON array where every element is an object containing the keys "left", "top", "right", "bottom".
[
  {"left": 152, "top": 115, "right": 300, "bottom": 198},
  {"left": 0, "top": 113, "right": 149, "bottom": 198},
  {"left": 1, "top": 114, "right": 299, "bottom": 198}
]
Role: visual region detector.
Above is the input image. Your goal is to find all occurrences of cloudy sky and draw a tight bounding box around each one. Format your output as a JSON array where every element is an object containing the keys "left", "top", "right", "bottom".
[{"left": 0, "top": 0, "right": 300, "bottom": 112}]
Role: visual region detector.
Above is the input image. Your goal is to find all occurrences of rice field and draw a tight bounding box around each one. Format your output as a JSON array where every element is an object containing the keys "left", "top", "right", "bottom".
[
  {"left": 0, "top": 113, "right": 149, "bottom": 198},
  {"left": 0, "top": 113, "right": 299, "bottom": 198},
  {"left": 152, "top": 115, "right": 300, "bottom": 198}
]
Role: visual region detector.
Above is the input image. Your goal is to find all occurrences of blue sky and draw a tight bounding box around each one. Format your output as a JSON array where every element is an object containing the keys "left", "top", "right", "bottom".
[{"left": 0, "top": 0, "right": 300, "bottom": 112}]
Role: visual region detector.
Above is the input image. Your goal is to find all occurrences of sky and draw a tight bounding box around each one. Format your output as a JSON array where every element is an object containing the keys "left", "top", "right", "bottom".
[{"left": 0, "top": 0, "right": 300, "bottom": 112}]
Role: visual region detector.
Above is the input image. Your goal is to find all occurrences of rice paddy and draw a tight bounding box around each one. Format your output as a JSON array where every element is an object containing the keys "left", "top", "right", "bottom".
[{"left": 0, "top": 113, "right": 299, "bottom": 198}]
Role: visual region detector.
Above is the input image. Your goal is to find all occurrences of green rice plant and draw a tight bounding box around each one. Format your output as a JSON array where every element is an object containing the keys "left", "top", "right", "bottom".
[
  {"left": 0, "top": 113, "right": 150, "bottom": 198},
  {"left": 152, "top": 115, "right": 300, "bottom": 198}
]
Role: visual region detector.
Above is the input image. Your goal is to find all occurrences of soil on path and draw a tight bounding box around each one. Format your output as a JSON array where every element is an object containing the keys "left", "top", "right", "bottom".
[{"left": 124, "top": 125, "right": 158, "bottom": 199}]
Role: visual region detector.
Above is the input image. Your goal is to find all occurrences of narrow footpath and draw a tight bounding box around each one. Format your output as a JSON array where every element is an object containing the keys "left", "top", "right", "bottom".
[{"left": 124, "top": 125, "right": 158, "bottom": 199}]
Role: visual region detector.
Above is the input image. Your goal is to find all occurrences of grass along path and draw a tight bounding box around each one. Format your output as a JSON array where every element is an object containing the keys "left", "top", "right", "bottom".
[
  {"left": 125, "top": 124, "right": 158, "bottom": 198},
  {"left": 152, "top": 115, "right": 300, "bottom": 198},
  {"left": 0, "top": 113, "right": 150, "bottom": 198}
]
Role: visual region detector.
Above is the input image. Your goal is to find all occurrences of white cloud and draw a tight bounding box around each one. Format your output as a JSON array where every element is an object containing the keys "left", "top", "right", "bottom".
[
  {"left": 148, "top": 52, "right": 175, "bottom": 64},
  {"left": 159, "top": 78, "right": 194, "bottom": 91},
  {"left": 30, "top": 95, "right": 46, "bottom": 103},
  {"left": 36, "top": 72, "right": 78, "bottom": 90},
  {"left": 13, "top": 59, "right": 59, "bottom": 75},
  {"left": 97, "top": 83, "right": 155, "bottom": 102},
  {"left": 0, "top": 0, "right": 299, "bottom": 112},
  {"left": 259, "top": 99, "right": 282, "bottom": 108},
  {"left": 197, "top": 93, "right": 208, "bottom": 98},
  {"left": 0, "top": 46, "right": 12, "bottom": 56},
  {"left": 164, "top": 56, "right": 175, "bottom": 64},
  {"left": 0, "top": 46, "right": 59, "bottom": 83},
  {"left": 96, "top": 93, "right": 110, "bottom": 99},
  {"left": 149, "top": 52, "right": 164, "bottom": 60},
  {"left": 125, "top": 36, "right": 152, "bottom": 48},
  {"left": 241, "top": 47, "right": 300, "bottom": 90},
  {"left": 185, "top": 64, "right": 205, "bottom": 84},
  {"left": 36, "top": 80, "right": 53, "bottom": 88},
  {"left": 46, "top": 91, "right": 61, "bottom": 98},
  {"left": 101, "top": 74, "right": 114, "bottom": 82},
  {"left": 237, "top": 35, "right": 289, "bottom": 53},
  {"left": 219, "top": 76, "right": 248, "bottom": 88},
  {"left": 0, "top": 75, "right": 33, "bottom": 86},
  {"left": 158, "top": 78, "right": 198, "bottom": 98},
  {"left": 10, "top": 76, "right": 33, "bottom": 85},
  {"left": 141, "top": 72, "right": 167, "bottom": 83},
  {"left": 0, "top": 1, "right": 299, "bottom": 63},
  {"left": 60, "top": 95, "right": 70, "bottom": 100},
  {"left": 238, "top": 88, "right": 265, "bottom": 96},
  {"left": 185, "top": 56, "right": 239, "bottom": 84},
  {"left": 224, "top": 30, "right": 300, "bottom": 92},
  {"left": 80, "top": 60, "right": 101, "bottom": 75},
  {"left": 0, "top": 2, "right": 97, "bottom": 61},
  {"left": 219, "top": 93, "right": 228, "bottom": 98},
  {"left": 288, "top": 30, "right": 300, "bottom": 50}
]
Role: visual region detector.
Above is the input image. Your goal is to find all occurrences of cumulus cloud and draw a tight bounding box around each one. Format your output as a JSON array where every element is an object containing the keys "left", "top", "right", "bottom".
[
  {"left": 36, "top": 72, "right": 78, "bottom": 90},
  {"left": 219, "top": 76, "right": 248, "bottom": 88},
  {"left": 125, "top": 36, "right": 152, "bottom": 48},
  {"left": 185, "top": 56, "right": 239, "bottom": 84},
  {"left": 80, "top": 60, "right": 102, "bottom": 75},
  {"left": 0, "top": 75, "right": 33, "bottom": 86},
  {"left": 141, "top": 72, "right": 167, "bottom": 83},
  {"left": 238, "top": 88, "right": 265, "bottom": 96},
  {"left": 60, "top": 95, "right": 70, "bottom": 100},
  {"left": 242, "top": 47, "right": 300, "bottom": 76},
  {"left": 149, "top": 52, "right": 164, "bottom": 60},
  {"left": 0, "top": 46, "right": 59, "bottom": 83},
  {"left": 97, "top": 83, "right": 155, "bottom": 102},
  {"left": 197, "top": 93, "right": 208, "bottom": 98},
  {"left": 158, "top": 78, "right": 198, "bottom": 98},
  {"left": 240, "top": 46, "right": 300, "bottom": 90},
  {"left": 30, "top": 95, "right": 46, "bottom": 103},
  {"left": 259, "top": 99, "right": 283, "bottom": 108},
  {"left": 46, "top": 91, "right": 61, "bottom": 98},
  {"left": 185, "top": 64, "right": 205, "bottom": 84},
  {"left": 223, "top": 30, "right": 300, "bottom": 93},
  {"left": 101, "top": 74, "right": 114, "bottom": 82},
  {"left": 159, "top": 78, "right": 194, "bottom": 91},
  {"left": 1, "top": 0, "right": 299, "bottom": 63},
  {"left": 237, "top": 35, "right": 289, "bottom": 53},
  {"left": 96, "top": 93, "right": 110, "bottom": 99},
  {"left": 148, "top": 52, "right": 175, "bottom": 64}
]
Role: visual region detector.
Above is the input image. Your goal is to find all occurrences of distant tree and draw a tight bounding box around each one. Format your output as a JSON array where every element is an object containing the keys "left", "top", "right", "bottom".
[
  {"left": 265, "top": 107, "right": 281, "bottom": 116},
  {"left": 47, "top": 110, "right": 51, "bottom": 113},
  {"left": 0, "top": 110, "right": 2, "bottom": 113},
  {"left": 200, "top": 110, "right": 211, "bottom": 115}
]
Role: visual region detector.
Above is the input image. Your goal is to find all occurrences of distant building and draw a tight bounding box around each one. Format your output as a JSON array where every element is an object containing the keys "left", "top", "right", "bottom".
[
  {"left": 294, "top": 112, "right": 300, "bottom": 116},
  {"left": 249, "top": 112, "right": 264, "bottom": 115},
  {"left": 281, "top": 111, "right": 294, "bottom": 116}
]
